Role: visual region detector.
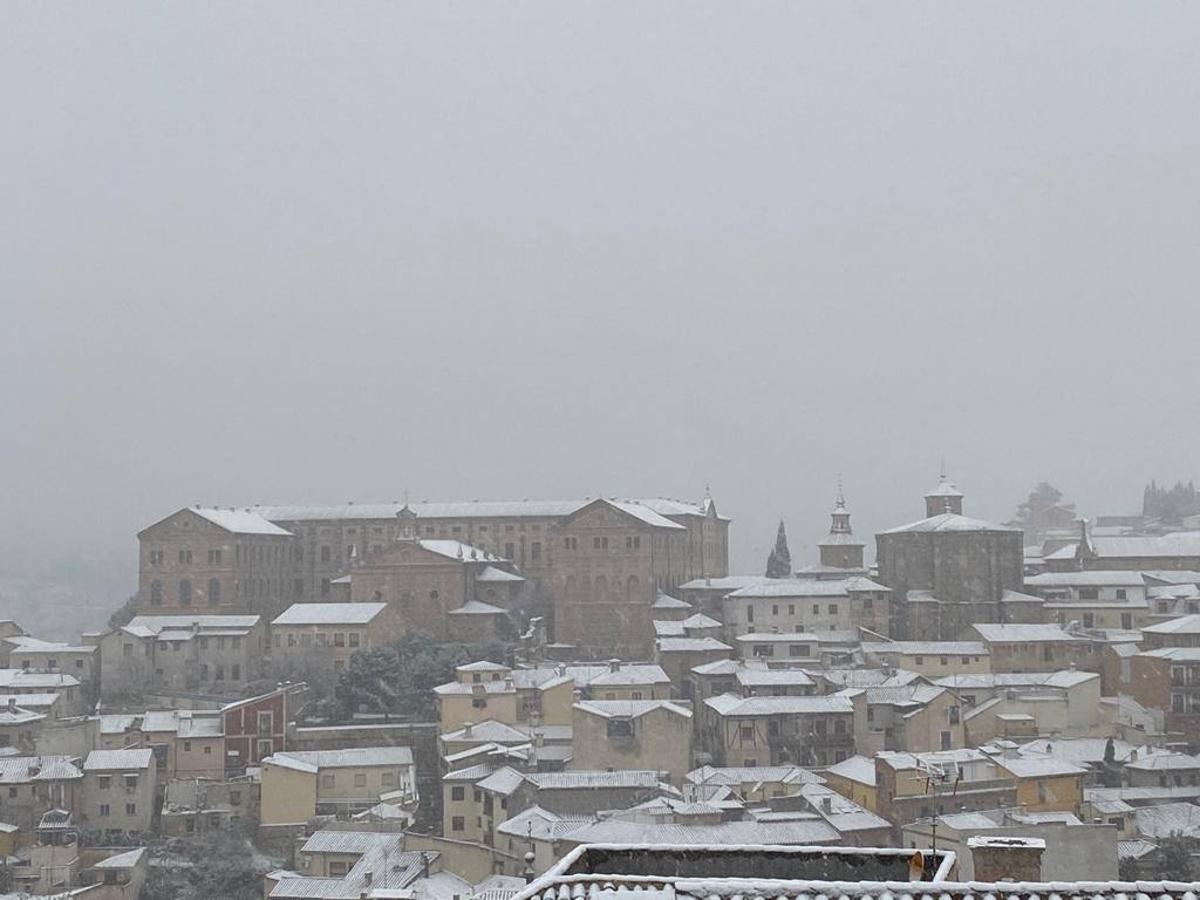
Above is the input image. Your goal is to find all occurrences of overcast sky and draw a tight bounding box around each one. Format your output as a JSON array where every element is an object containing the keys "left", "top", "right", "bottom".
[{"left": 3, "top": 3, "right": 1200, "bottom": 583}]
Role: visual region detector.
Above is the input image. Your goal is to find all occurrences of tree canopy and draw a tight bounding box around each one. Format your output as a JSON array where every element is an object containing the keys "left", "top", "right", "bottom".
[{"left": 765, "top": 519, "right": 792, "bottom": 578}]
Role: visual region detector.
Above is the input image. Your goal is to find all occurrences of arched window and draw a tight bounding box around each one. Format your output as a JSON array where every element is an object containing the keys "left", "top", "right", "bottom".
[
  {"left": 207, "top": 578, "right": 220, "bottom": 605},
  {"left": 429, "top": 589, "right": 440, "bottom": 603},
  {"left": 179, "top": 579, "right": 192, "bottom": 605},
  {"left": 594, "top": 575, "right": 608, "bottom": 600},
  {"left": 150, "top": 580, "right": 163, "bottom": 605},
  {"left": 626, "top": 575, "right": 640, "bottom": 602}
]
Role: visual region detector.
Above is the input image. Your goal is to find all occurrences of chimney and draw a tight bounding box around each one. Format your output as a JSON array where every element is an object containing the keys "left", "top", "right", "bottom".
[
  {"left": 6, "top": 698, "right": 15, "bottom": 713},
  {"left": 821, "top": 796, "right": 832, "bottom": 814},
  {"left": 608, "top": 659, "right": 621, "bottom": 673},
  {"left": 421, "top": 852, "right": 430, "bottom": 879},
  {"left": 463, "top": 722, "right": 473, "bottom": 737},
  {"left": 556, "top": 664, "right": 566, "bottom": 678},
  {"left": 967, "top": 836, "right": 1044, "bottom": 882}
]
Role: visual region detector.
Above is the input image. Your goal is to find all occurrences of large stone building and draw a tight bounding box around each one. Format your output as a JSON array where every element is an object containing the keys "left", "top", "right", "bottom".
[
  {"left": 136, "top": 495, "right": 729, "bottom": 655},
  {"left": 136, "top": 507, "right": 293, "bottom": 618},
  {"left": 875, "top": 475, "right": 1024, "bottom": 641},
  {"left": 1043, "top": 522, "right": 1200, "bottom": 573}
]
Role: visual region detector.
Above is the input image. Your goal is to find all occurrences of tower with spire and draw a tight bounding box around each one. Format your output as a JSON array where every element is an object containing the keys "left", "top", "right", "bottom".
[
  {"left": 818, "top": 478, "right": 865, "bottom": 570},
  {"left": 924, "top": 465, "right": 964, "bottom": 518}
]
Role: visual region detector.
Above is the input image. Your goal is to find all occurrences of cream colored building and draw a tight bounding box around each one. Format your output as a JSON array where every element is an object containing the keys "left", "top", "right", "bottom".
[
  {"left": 270, "top": 601, "right": 397, "bottom": 675},
  {"left": 571, "top": 700, "right": 692, "bottom": 783},
  {"left": 260, "top": 746, "right": 417, "bottom": 825},
  {"left": 79, "top": 749, "right": 156, "bottom": 836},
  {"left": 860, "top": 640, "right": 991, "bottom": 676}
]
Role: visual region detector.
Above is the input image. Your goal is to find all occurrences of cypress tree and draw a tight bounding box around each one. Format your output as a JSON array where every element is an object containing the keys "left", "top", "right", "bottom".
[{"left": 765, "top": 519, "right": 793, "bottom": 578}]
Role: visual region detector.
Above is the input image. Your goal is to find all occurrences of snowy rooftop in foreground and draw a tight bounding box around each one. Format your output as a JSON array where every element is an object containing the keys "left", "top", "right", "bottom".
[{"left": 510, "top": 842, "right": 1200, "bottom": 900}]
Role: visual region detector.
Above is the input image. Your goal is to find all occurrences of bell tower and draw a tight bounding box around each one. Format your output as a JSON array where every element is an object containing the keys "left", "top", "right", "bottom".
[{"left": 818, "top": 479, "right": 865, "bottom": 570}]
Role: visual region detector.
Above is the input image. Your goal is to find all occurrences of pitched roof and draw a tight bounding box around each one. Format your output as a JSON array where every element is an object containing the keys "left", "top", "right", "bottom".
[
  {"left": 525, "top": 770, "right": 663, "bottom": 790},
  {"left": 476, "top": 566, "right": 525, "bottom": 583},
  {"left": 273, "top": 747, "right": 414, "bottom": 768},
  {"left": 84, "top": 749, "right": 153, "bottom": 771},
  {"left": 704, "top": 694, "right": 854, "bottom": 717},
  {"left": 573, "top": 700, "right": 692, "bottom": 720},
  {"left": 972, "top": 623, "right": 1082, "bottom": 643},
  {"left": 1143, "top": 614, "right": 1200, "bottom": 635},
  {"left": 656, "top": 637, "right": 732, "bottom": 653},
  {"left": 189, "top": 506, "right": 292, "bottom": 535},
  {"left": 272, "top": 602, "right": 388, "bottom": 625}
]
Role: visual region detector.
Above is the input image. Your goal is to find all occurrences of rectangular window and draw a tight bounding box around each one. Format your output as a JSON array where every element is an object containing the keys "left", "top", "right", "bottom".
[
  {"left": 452, "top": 816, "right": 465, "bottom": 832},
  {"left": 321, "top": 774, "right": 335, "bottom": 788},
  {"left": 258, "top": 711, "right": 273, "bottom": 734},
  {"left": 98, "top": 775, "right": 111, "bottom": 790},
  {"left": 126, "top": 802, "right": 137, "bottom": 816},
  {"left": 354, "top": 773, "right": 367, "bottom": 787},
  {"left": 531, "top": 541, "right": 542, "bottom": 560},
  {"left": 334, "top": 633, "right": 345, "bottom": 647},
  {"left": 451, "top": 786, "right": 465, "bottom": 801},
  {"left": 99, "top": 804, "right": 110, "bottom": 817},
  {"left": 349, "top": 633, "right": 360, "bottom": 648}
]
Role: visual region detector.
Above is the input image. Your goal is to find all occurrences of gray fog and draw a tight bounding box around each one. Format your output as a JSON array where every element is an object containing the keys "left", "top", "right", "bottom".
[{"left": 3, "top": 2, "right": 1200, "bottom": 608}]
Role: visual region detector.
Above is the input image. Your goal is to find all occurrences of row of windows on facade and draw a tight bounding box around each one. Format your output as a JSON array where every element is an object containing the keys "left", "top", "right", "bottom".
[
  {"left": 734, "top": 717, "right": 850, "bottom": 740},
  {"left": 153, "top": 663, "right": 242, "bottom": 681},
  {"left": 18, "top": 657, "right": 86, "bottom": 670},
  {"left": 746, "top": 601, "right": 852, "bottom": 622},
  {"left": 149, "top": 577, "right": 279, "bottom": 604},
  {"left": 317, "top": 770, "right": 400, "bottom": 789},
  {"left": 275, "top": 631, "right": 362, "bottom": 649},
  {"left": 122, "top": 635, "right": 242, "bottom": 654},
  {"left": 562, "top": 536, "right": 642, "bottom": 551},
  {"left": 148, "top": 545, "right": 285, "bottom": 566},
  {"left": 94, "top": 803, "right": 139, "bottom": 817}
]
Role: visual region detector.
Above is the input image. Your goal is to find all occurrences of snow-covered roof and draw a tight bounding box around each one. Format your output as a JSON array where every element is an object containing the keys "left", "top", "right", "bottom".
[
  {"left": 477, "top": 766, "right": 526, "bottom": 796},
  {"left": 476, "top": 566, "right": 525, "bottom": 583},
  {"left": 1027, "top": 571, "right": 1150, "bottom": 588},
  {"left": 880, "top": 513, "right": 1018, "bottom": 534},
  {"left": 0, "top": 670, "right": 80, "bottom": 689},
  {"left": 574, "top": 700, "right": 692, "bottom": 720},
  {"left": 686, "top": 764, "right": 824, "bottom": 787},
  {"left": 273, "top": 747, "right": 414, "bottom": 768},
  {"left": 84, "top": 749, "right": 153, "bottom": 771},
  {"left": 93, "top": 847, "right": 147, "bottom": 869},
  {"left": 656, "top": 637, "right": 732, "bottom": 653},
  {"left": 825, "top": 755, "right": 877, "bottom": 786},
  {"left": 441, "top": 721, "right": 529, "bottom": 744},
  {"left": 972, "top": 623, "right": 1082, "bottom": 643},
  {"left": 996, "top": 757, "right": 1088, "bottom": 778},
  {"left": 861, "top": 640, "right": 987, "bottom": 656},
  {"left": 1143, "top": 614, "right": 1200, "bottom": 635},
  {"left": 420, "top": 539, "right": 505, "bottom": 562},
  {"left": 652, "top": 592, "right": 693, "bottom": 609},
  {"left": 124, "top": 614, "right": 260, "bottom": 634},
  {"left": 188, "top": 506, "right": 292, "bottom": 535},
  {"left": 704, "top": 694, "right": 854, "bottom": 717},
  {"left": 272, "top": 602, "right": 388, "bottom": 625},
  {"left": 525, "top": 770, "right": 663, "bottom": 790},
  {"left": 448, "top": 600, "right": 507, "bottom": 615},
  {"left": 736, "top": 668, "right": 816, "bottom": 688},
  {"left": 679, "top": 575, "right": 767, "bottom": 592},
  {"left": 730, "top": 578, "right": 887, "bottom": 599}
]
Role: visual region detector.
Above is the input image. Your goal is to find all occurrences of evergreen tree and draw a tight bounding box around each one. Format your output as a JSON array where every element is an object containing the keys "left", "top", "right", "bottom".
[
  {"left": 765, "top": 520, "right": 792, "bottom": 578},
  {"left": 334, "top": 646, "right": 404, "bottom": 720},
  {"left": 107, "top": 594, "right": 140, "bottom": 630},
  {"left": 1009, "top": 482, "right": 1075, "bottom": 537},
  {"left": 1160, "top": 832, "right": 1194, "bottom": 881}
]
